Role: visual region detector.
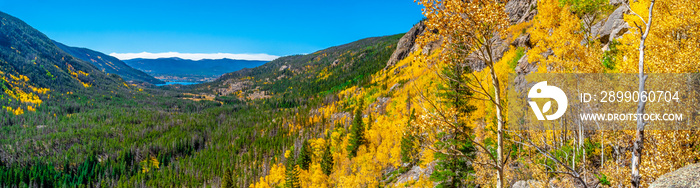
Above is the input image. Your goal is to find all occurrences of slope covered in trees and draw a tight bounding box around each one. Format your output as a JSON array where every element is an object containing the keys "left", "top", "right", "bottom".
[
  {"left": 0, "top": 9, "right": 403, "bottom": 187},
  {"left": 2, "top": 0, "right": 700, "bottom": 187},
  {"left": 53, "top": 41, "right": 165, "bottom": 85},
  {"left": 0, "top": 11, "right": 127, "bottom": 116},
  {"left": 196, "top": 34, "right": 402, "bottom": 100},
  {"left": 247, "top": 0, "right": 700, "bottom": 187}
]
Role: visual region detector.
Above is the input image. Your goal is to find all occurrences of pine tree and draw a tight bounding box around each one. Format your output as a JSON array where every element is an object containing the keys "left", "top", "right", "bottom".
[
  {"left": 221, "top": 168, "right": 234, "bottom": 188},
  {"left": 400, "top": 109, "right": 418, "bottom": 165},
  {"left": 430, "top": 61, "right": 478, "bottom": 187},
  {"left": 297, "top": 140, "right": 312, "bottom": 171},
  {"left": 431, "top": 136, "right": 477, "bottom": 188},
  {"left": 284, "top": 149, "right": 300, "bottom": 188},
  {"left": 437, "top": 61, "right": 476, "bottom": 115},
  {"left": 321, "top": 133, "right": 334, "bottom": 176},
  {"left": 367, "top": 111, "right": 373, "bottom": 130},
  {"left": 346, "top": 98, "right": 366, "bottom": 158},
  {"left": 417, "top": 0, "right": 510, "bottom": 186}
]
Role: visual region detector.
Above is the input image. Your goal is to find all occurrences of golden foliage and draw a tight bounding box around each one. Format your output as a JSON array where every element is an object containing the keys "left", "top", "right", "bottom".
[
  {"left": 5, "top": 106, "right": 24, "bottom": 115},
  {"left": 417, "top": 0, "right": 509, "bottom": 65},
  {"left": 249, "top": 0, "right": 700, "bottom": 187},
  {"left": 617, "top": 0, "right": 700, "bottom": 73},
  {"left": 66, "top": 64, "right": 92, "bottom": 87},
  {"left": 140, "top": 156, "right": 160, "bottom": 173},
  {"left": 250, "top": 163, "right": 286, "bottom": 188},
  {"left": 528, "top": 0, "right": 603, "bottom": 73},
  {"left": 1, "top": 72, "right": 50, "bottom": 114}
]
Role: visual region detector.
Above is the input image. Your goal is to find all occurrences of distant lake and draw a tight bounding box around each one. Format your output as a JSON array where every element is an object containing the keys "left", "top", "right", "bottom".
[{"left": 156, "top": 82, "right": 200, "bottom": 86}]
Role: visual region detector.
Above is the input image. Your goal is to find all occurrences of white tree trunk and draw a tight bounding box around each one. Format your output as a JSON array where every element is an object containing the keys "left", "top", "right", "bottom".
[
  {"left": 489, "top": 62, "right": 505, "bottom": 188},
  {"left": 631, "top": 1, "right": 655, "bottom": 187}
]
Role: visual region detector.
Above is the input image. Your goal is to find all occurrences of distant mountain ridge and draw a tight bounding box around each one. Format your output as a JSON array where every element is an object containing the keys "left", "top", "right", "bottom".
[
  {"left": 123, "top": 57, "right": 267, "bottom": 82},
  {"left": 53, "top": 41, "right": 165, "bottom": 84}
]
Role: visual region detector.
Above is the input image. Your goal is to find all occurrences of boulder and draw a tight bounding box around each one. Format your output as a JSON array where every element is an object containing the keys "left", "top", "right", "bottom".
[
  {"left": 393, "top": 64, "right": 408, "bottom": 75},
  {"left": 464, "top": 33, "right": 510, "bottom": 72},
  {"left": 331, "top": 59, "right": 339, "bottom": 67},
  {"left": 389, "top": 83, "right": 401, "bottom": 93},
  {"left": 386, "top": 0, "right": 536, "bottom": 70},
  {"left": 394, "top": 162, "right": 436, "bottom": 185},
  {"left": 609, "top": 0, "right": 624, "bottom": 6},
  {"left": 649, "top": 163, "right": 700, "bottom": 188},
  {"left": 371, "top": 97, "right": 392, "bottom": 115},
  {"left": 511, "top": 33, "right": 532, "bottom": 48},
  {"left": 515, "top": 54, "right": 537, "bottom": 75},
  {"left": 593, "top": 6, "right": 630, "bottom": 44},
  {"left": 505, "top": 0, "right": 538, "bottom": 24},
  {"left": 512, "top": 180, "right": 543, "bottom": 188}
]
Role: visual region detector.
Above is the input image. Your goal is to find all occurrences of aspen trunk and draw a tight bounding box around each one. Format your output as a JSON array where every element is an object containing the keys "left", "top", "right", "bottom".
[
  {"left": 631, "top": 1, "right": 655, "bottom": 187},
  {"left": 489, "top": 62, "right": 505, "bottom": 188}
]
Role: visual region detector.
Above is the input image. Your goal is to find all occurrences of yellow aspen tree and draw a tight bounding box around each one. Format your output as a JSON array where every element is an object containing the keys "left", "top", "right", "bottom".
[
  {"left": 514, "top": 0, "right": 609, "bottom": 187},
  {"left": 616, "top": 0, "right": 700, "bottom": 186},
  {"left": 528, "top": 0, "right": 603, "bottom": 73},
  {"left": 617, "top": 0, "right": 700, "bottom": 73},
  {"left": 416, "top": 0, "right": 509, "bottom": 187}
]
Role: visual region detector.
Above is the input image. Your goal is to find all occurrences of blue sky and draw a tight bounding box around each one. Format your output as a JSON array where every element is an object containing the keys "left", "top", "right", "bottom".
[{"left": 0, "top": 0, "right": 424, "bottom": 60}]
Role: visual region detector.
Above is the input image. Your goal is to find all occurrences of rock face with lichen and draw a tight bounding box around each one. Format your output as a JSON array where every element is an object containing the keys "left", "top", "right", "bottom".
[
  {"left": 592, "top": 5, "right": 630, "bottom": 44},
  {"left": 512, "top": 180, "right": 543, "bottom": 188},
  {"left": 505, "top": 0, "right": 538, "bottom": 24},
  {"left": 385, "top": 21, "right": 423, "bottom": 69},
  {"left": 649, "top": 163, "right": 700, "bottom": 188},
  {"left": 385, "top": 21, "right": 440, "bottom": 69}
]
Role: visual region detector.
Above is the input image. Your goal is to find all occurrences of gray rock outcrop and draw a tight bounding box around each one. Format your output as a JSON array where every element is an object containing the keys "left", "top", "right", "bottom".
[
  {"left": 386, "top": 21, "right": 427, "bottom": 69},
  {"left": 394, "top": 162, "right": 436, "bottom": 185},
  {"left": 593, "top": 5, "right": 630, "bottom": 44},
  {"left": 505, "top": 0, "right": 538, "bottom": 24},
  {"left": 512, "top": 180, "right": 543, "bottom": 188},
  {"left": 649, "top": 163, "right": 700, "bottom": 188}
]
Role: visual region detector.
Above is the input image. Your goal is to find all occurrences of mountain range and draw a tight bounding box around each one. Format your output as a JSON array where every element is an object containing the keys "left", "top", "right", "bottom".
[{"left": 123, "top": 57, "right": 268, "bottom": 83}]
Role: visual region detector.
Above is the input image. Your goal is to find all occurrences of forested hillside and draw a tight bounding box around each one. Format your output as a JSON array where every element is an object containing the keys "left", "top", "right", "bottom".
[
  {"left": 2, "top": 0, "right": 700, "bottom": 187},
  {"left": 0, "top": 9, "right": 403, "bottom": 187},
  {"left": 243, "top": 0, "right": 700, "bottom": 187},
  {"left": 53, "top": 41, "right": 164, "bottom": 85},
  {"left": 0, "top": 11, "right": 126, "bottom": 117},
  {"left": 0, "top": 9, "right": 278, "bottom": 187},
  {"left": 196, "top": 34, "right": 402, "bottom": 101}
]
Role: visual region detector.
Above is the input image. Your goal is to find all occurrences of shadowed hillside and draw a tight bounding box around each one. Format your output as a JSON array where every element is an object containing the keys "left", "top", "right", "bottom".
[
  {"left": 0, "top": 11, "right": 126, "bottom": 116},
  {"left": 53, "top": 41, "right": 164, "bottom": 84}
]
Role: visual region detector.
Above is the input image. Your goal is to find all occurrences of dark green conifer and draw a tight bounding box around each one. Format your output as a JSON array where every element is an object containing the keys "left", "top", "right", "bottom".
[
  {"left": 400, "top": 109, "right": 418, "bottom": 164},
  {"left": 346, "top": 98, "right": 366, "bottom": 158},
  {"left": 285, "top": 148, "right": 300, "bottom": 188},
  {"left": 297, "top": 140, "right": 312, "bottom": 171},
  {"left": 321, "top": 133, "right": 334, "bottom": 176},
  {"left": 430, "top": 61, "right": 478, "bottom": 187},
  {"left": 221, "top": 168, "right": 234, "bottom": 188}
]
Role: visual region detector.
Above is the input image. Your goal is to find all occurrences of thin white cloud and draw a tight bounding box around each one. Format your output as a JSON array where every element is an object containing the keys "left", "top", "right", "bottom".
[{"left": 109, "top": 52, "right": 279, "bottom": 61}]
